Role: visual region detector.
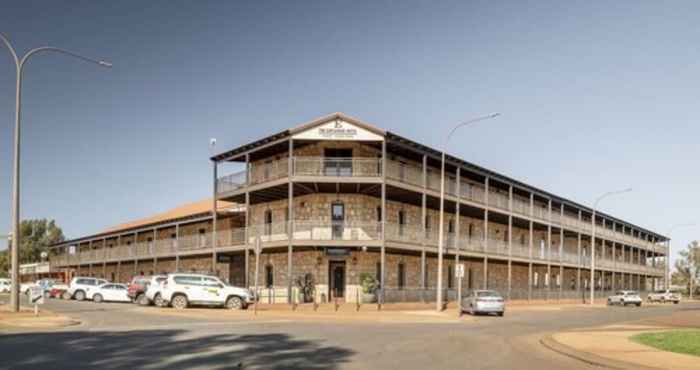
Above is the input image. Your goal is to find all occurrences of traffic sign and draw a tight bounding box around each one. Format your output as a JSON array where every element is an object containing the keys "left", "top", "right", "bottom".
[{"left": 30, "top": 286, "right": 44, "bottom": 305}]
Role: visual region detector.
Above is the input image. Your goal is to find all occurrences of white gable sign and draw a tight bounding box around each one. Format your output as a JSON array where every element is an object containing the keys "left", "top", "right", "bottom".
[{"left": 293, "top": 119, "right": 383, "bottom": 141}]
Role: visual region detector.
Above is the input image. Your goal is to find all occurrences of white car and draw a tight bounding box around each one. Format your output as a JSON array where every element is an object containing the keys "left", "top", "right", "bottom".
[
  {"left": 161, "top": 273, "right": 254, "bottom": 310},
  {"left": 92, "top": 283, "right": 131, "bottom": 303},
  {"left": 66, "top": 277, "right": 108, "bottom": 301},
  {"left": 0, "top": 278, "right": 10, "bottom": 293},
  {"left": 647, "top": 290, "right": 681, "bottom": 304},
  {"left": 144, "top": 275, "right": 168, "bottom": 306},
  {"left": 607, "top": 290, "right": 642, "bottom": 306}
]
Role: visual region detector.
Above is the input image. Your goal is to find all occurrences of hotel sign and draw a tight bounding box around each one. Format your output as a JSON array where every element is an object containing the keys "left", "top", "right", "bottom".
[{"left": 293, "top": 120, "right": 383, "bottom": 141}]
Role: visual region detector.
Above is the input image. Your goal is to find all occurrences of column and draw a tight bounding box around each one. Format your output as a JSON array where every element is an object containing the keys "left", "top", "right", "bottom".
[
  {"left": 528, "top": 193, "right": 534, "bottom": 301},
  {"left": 102, "top": 238, "right": 107, "bottom": 278},
  {"left": 287, "top": 138, "right": 294, "bottom": 304},
  {"left": 576, "top": 210, "right": 581, "bottom": 294},
  {"left": 380, "top": 140, "right": 387, "bottom": 305},
  {"left": 483, "top": 177, "right": 489, "bottom": 289},
  {"left": 88, "top": 240, "right": 93, "bottom": 276},
  {"left": 546, "top": 200, "right": 551, "bottom": 299},
  {"left": 559, "top": 204, "right": 563, "bottom": 299},
  {"left": 454, "top": 167, "right": 461, "bottom": 294},
  {"left": 175, "top": 223, "right": 180, "bottom": 271},
  {"left": 507, "top": 185, "right": 513, "bottom": 300},
  {"left": 421, "top": 154, "right": 427, "bottom": 289}
]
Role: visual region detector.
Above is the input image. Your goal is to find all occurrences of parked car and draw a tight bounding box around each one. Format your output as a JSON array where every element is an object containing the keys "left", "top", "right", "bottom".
[
  {"left": 0, "top": 278, "right": 11, "bottom": 293},
  {"left": 65, "top": 277, "right": 108, "bottom": 301},
  {"left": 127, "top": 275, "right": 150, "bottom": 304},
  {"left": 144, "top": 275, "right": 168, "bottom": 306},
  {"left": 161, "top": 273, "right": 254, "bottom": 310},
  {"left": 647, "top": 290, "right": 681, "bottom": 304},
  {"left": 607, "top": 290, "right": 642, "bottom": 306},
  {"left": 48, "top": 283, "right": 69, "bottom": 299},
  {"left": 92, "top": 283, "right": 131, "bottom": 303},
  {"left": 462, "top": 290, "right": 505, "bottom": 316}
]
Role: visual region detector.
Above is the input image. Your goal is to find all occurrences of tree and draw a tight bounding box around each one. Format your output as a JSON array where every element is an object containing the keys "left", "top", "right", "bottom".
[
  {"left": 0, "top": 219, "right": 65, "bottom": 278},
  {"left": 673, "top": 240, "right": 700, "bottom": 296}
]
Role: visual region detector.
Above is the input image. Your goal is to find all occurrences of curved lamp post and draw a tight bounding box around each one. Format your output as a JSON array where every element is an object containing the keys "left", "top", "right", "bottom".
[
  {"left": 589, "top": 187, "right": 632, "bottom": 305},
  {"left": 0, "top": 33, "right": 111, "bottom": 312},
  {"left": 436, "top": 113, "right": 500, "bottom": 311}
]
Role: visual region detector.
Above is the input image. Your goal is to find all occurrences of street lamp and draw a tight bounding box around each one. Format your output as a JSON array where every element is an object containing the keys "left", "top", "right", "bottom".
[
  {"left": 667, "top": 223, "right": 695, "bottom": 293},
  {"left": 0, "top": 33, "right": 112, "bottom": 313},
  {"left": 589, "top": 187, "right": 632, "bottom": 305},
  {"left": 436, "top": 113, "right": 500, "bottom": 311}
]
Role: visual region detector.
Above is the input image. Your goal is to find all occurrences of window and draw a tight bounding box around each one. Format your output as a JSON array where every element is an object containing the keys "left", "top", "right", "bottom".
[
  {"left": 398, "top": 210, "right": 405, "bottom": 235},
  {"left": 398, "top": 263, "right": 405, "bottom": 290},
  {"left": 520, "top": 234, "right": 526, "bottom": 245},
  {"left": 539, "top": 239, "right": 545, "bottom": 258},
  {"left": 545, "top": 273, "right": 550, "bottom": 287},
  {"left": 264, "top": 210, "right": 272, "bottom": 235},
  {"left": 198, "top": 228, "right": 207, "bottom": 246},
  {"left": 467, "top": 268, "right": 472, "bottom": 289},
  {"left": 423, "top": 261, "right": 428, "bottom": 288},
  {"left": 174, "top": 276, "right": 203, "bottom": 286},
  {"left": 284, "top": 207, "right": 289, "bottom": 233},
  {"left": 504, "top": 229, "right": 509, "bottom": 242},
  {"left": 533, "top": 272, "right": 539, "bottom": 287},
  {"left": 448, "top": 265, "right": 453, "bottom": 289},
  {"left": 265, "top": 265, "right": 274, "bottom": 288},
  {"left": 376, "top": 206, "right": 382, "bottom": 234},
  {"left": 425, "top": 215, "right": 431, "bottom": 238},
  {"left": 468, "top": 224, "right": 473, "bottom": 239},
  {"left": 448, "top": 219, "right": 454, "bottom": 234}
]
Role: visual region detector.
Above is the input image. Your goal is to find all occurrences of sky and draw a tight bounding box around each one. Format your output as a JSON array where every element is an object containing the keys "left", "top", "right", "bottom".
[{"left": 0, "top": 1, "right": 698, "bottom": 269}]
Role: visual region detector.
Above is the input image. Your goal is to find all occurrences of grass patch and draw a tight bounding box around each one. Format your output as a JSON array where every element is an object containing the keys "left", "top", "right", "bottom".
[{"left": 631, "top": 330, "right": 700, "bottom": 357}]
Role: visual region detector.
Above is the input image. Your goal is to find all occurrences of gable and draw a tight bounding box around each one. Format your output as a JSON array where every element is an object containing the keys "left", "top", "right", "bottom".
[{"left": 292, "top": 118, "right": 384, "bottom": 141}]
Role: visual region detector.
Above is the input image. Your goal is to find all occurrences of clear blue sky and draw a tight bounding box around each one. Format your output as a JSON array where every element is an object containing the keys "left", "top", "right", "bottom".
[{"left": 1, "top": 1, "right": 698, "bottom": 269}]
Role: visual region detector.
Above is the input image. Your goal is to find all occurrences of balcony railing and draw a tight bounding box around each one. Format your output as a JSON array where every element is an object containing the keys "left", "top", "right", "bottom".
[{"left": 293, "top": 157, "right": 382, "bottom": 177}]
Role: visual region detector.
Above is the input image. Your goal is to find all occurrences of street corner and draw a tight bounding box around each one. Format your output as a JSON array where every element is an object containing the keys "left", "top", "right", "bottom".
[{"left": 541, "top": 325, "right": 700, "bottom": 370}]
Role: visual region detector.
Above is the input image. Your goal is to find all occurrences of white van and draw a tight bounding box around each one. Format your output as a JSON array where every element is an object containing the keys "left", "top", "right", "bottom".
[{"left": 161, "top": 273, "right": 254, "bottom": 310}]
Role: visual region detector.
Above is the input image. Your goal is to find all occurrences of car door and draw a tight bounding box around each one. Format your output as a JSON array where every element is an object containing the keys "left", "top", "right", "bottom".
[
  {"left": 178, "top": 276, "right": 205, "bottom": 302},
  {"left": 113, "top": 285, "right": 129, "bottom": 301},
  {"left": 201, "top": 277, "right": 224, "bottom": 303}
]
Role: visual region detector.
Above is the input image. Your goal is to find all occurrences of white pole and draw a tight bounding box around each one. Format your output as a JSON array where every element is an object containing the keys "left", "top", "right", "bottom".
[
  {"left": 0, "top": 33, "right": 111, "bottom": 313},
  {"left": 436, "top": 113, "right": 500, "bottom": 312},
  {"left": 590, "top": 188, "right": 632, "bottom": 305}
]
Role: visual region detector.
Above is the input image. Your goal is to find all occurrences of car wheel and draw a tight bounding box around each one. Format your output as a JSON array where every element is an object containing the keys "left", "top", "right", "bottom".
[
  {"left": 171, "top": 295, "right": 188, "bottom": 309},
  {"left": 75, "top": 290, "right": 86, "bottom": 301},
  {"left": 154, "top": 294, "right": 164, "bottom": 307},
  {"left": 137, "top": 294, "right": 149, "bottom": 306},
  {"left": 226, "top": 296, "right": 243, "bottom": 310},
  {"left": 607, "top": 299, "right": 612, "bottom": 306},
  {"left": 636, "top": 303, "right": 641, "bottom": 307},
  {"left": 498, "top": 311, "right": 504, "bottom": 317},
  {"left": 93, "top": 294, "right": 103, "bottom": 303},
  {"left": 62, "top": 291, "right": 71, "bottom": 300}
]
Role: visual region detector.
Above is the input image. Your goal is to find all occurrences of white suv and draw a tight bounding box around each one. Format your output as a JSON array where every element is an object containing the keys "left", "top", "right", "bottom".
[
  {"left": 161, "top": 273, "right": 254, "bottom": 310},
  {"left": 647, "top": 290, "right": 681, "bottom": 304},
  {"left": 607, "top": 290, "right": 642, "bottom": 306},
  {"left": 0, "top": 278, "right": 10, "bottom": 293},
  {"left": 144, "top": 275, "right": 168, "bottom": 306},
  {"left": 67, "top": 277, "right": 108, "bottom": 301}
]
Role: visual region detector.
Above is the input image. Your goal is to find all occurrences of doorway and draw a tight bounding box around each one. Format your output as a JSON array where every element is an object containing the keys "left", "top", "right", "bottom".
[{"left": 329, "top": 261, "right": 346, "bottom": 299}]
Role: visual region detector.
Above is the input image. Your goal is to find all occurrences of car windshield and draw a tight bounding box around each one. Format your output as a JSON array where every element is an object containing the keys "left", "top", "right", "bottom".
[
  {"left": 477, "top": 291, "right": 500, "bottom": 298},
  {"left": 626, "top": 291, "right": 638, "bottom": 296}
]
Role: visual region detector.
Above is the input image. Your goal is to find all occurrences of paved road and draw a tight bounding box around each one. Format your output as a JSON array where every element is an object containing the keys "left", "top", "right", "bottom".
[{"left": 1, "top": 295, "right": 697, "bottom": 370}]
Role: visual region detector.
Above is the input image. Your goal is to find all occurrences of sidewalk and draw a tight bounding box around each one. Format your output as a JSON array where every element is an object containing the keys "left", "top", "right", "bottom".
[
  {"left": 543, "top": 321, "right": 700, "bottom": 369},
  {"left": 0, "top": 305, "right": 80, "bottom": 331}
]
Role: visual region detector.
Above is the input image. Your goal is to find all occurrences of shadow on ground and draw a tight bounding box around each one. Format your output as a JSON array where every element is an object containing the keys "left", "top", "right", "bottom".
[{"left": 0, "top": 330, "right": 353, "bottom": 369}]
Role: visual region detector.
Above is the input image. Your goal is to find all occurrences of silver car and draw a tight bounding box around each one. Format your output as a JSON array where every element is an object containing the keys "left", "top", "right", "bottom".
[{"left": 462, "top": 290, "right": 505, "bottom": 316}]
